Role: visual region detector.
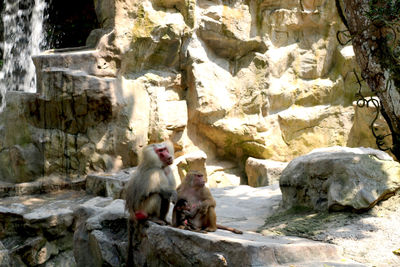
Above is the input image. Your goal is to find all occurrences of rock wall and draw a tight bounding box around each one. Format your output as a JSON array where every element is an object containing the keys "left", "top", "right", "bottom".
[{"left": 0, "top": 0, "right": 388, "bottom": 183}]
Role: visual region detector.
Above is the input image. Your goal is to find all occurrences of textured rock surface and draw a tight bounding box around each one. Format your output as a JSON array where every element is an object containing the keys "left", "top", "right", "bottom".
[
  {"left": 245, "top": 157, "right": 288, "bottom": 187},
  {"left": 348, "top": 98, "right": 392, "bottom": 155},
  {"left": 2, "top": 161, "right": 400, "bottom": 266},
  {"left": 0, "top": 190, "right": 91, "bottom": 266},
  {"left": 73, "top": 185, "right": 363, "bottom": 267},
  {"left": 0, "top": 0, "right": 390, "bottom": 182},
  {"left": 85, "top": 167, "right": 135, "bottom": 199},
  {"left": 280, "top": 146, "right": 400, "bottom": 211}
]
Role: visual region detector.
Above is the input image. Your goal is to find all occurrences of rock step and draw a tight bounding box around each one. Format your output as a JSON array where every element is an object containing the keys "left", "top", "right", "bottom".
[
  {"left": 0, "top": 190, "right": 92, "bottom": 266},
  {"left": 0, "top": 190, "right": 91, "bottom": 236},
  {"left": 32, "top": 49, "right": 116, "bottom": 78},
  {"left": 143, "top": 223, "right": 365, "bottom": 267},
  {"left": 0, "top": 178, "right": 86, "bottom": 198},
  {"left": 36, "top": 67, "right": 117, "bottom": 98},
  {"left": 85, "top": 167, "right": 136, "bottom": 199}
]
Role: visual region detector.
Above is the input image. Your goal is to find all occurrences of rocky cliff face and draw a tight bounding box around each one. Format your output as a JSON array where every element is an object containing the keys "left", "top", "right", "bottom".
[{"left": 0, "top": 0, "right": 388, "bottom": 182}]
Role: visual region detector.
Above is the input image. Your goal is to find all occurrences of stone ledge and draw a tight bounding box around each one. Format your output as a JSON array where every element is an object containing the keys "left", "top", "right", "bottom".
[
  {"left": 32, "top": 49, "right": 116, "bottom": 78},
  {"left": 137, "top": 223, "right": 365, "bottom": 267},
  {"left": 0, "top": 178, "right": 86, "bottom": 198},
  {"left": 85, "top": 167, "right": 136, "bottom": 198}
]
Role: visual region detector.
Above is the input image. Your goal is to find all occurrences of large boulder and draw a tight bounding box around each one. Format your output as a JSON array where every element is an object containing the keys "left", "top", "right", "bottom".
[
  {"left": 73, "top": 197, "right": 127, "bottom": 267},
  {"left": 245, "top": 157, "right": 288, "bottom": 187},
  {"left": 280, "top": 146, "right": 400, "bottom": 211}
]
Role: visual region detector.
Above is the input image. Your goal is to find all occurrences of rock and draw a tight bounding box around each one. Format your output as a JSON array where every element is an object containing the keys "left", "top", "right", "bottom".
[
  {"left": 280, "top": 146, "right": 400, "bottom": 211},
  {"left": 206, "top": 161, "right": 242, "bottom": 188},
  {"left": 245, "top": 157, "right": 288, "bottom": 187},
  {"left": 198, "top": 4, "right": 267, "bottom": 59},
  {"left": 175, "top": 150, "right": 207, "bottom": 183},
  {"left": 0, "top": 242, "right": 11, "bottom": 267},
  {"left": 135, "top": 223, "right": 363, "bottom": 267},
  {"left": 71, "top": 184, "right": 363, "bottom": 266},
  {"left": 73, "top": 197, "right": 127, "bottom": 267},
  {"left": 41, "top": 250, "right": 76, "bottom": 267},
  {"left": 212, "top": 184, "right": 282, "bottom": 231},
  {"left": 0, "top": 0, "right": 388, "bottom": 182},
  {"left": 348, "top": 97, "right": 392, "bottom": 154},
  {"left": 0, "top": 190, "right": 91, "bottom": 266},
  {"left": 85, "top": 167, "right": 135, "bottom": 199},
  {"left": 0, "top": 177, "right": 85, "bottom": 198},
  {"left": 32, "top": 49, "right": 117, "bottom": 78}
]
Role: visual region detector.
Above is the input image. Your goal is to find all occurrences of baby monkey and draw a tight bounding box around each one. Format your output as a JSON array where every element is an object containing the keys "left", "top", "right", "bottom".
[{"left": 172, "top": 198, "right": 198, "bottom": 231}]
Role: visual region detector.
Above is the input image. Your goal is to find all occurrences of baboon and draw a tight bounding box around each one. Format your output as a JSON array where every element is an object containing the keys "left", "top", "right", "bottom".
[
  {"left": 173, "top": 171, "right": 243, "bottom": 234},
  {"left": 125, "top": 140, "right": 176, "bottom": 224},
  {"left": 125, "top": 140, "right": 177, "bottom": 266},
  {"left": 172, "top": 198, "right": 195, "bottom": 230}
]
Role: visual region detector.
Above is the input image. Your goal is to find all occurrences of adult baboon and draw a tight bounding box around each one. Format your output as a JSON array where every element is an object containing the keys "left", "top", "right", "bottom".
[
  {"left": 125, "top": 140, "right": 176, "bottom": 265},
  {"left": 125, "top": 140, "right": 176, "bottom": 224},
  {"left": 173, "top": 171, "right": 242, "bottom": 234}
]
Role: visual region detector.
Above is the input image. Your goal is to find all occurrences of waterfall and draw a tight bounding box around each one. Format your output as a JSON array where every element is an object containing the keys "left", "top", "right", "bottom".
[{"left": 0, "top": 0, "right": 47, "bottom": 111}]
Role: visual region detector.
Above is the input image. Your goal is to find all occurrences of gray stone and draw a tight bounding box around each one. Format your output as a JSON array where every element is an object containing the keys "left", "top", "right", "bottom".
[
  {"left": 0, "top": 190, "right": 91, "bottom": 266},
  {"left": 85, "top": 167, "right": 135, "bottom": 199},
  {"left": 73, "top": 198, "right": 127, "bottom": 267},
  {"left": 0, "top": 241, "right": 11, "bottom": 267},
  {"left": 245, "top": 157, "right": 288, "bottom": 187},
  {"left": 32, "top": 49, "right": 116, "bottom": 79},
  {"left": 280, "top": 146, "right": 400, "bottom": 211},
  {"left": 135, "top": 223, "right": 364, "bottom": 267},
  {"left": 42, "top": 250, "right": 76, "bottom": 267}
]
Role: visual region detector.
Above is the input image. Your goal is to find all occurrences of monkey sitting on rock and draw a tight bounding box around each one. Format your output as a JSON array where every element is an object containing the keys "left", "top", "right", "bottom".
[
  {"left": 125, "top": 140, "right": 177, "bottom": 266},
  {"left": 172, "top": 171, "right": 243, "bottom": 234},
  {"left": 125, "top": 140, "right": 177, "bottom": 225}
]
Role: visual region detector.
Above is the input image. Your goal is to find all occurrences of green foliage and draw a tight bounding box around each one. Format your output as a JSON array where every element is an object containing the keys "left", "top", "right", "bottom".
[
  {"left": 366, "top": 0, "right": 400, "bottom": 22},
  {"left": 365, "top": 0, "right": 400, "bottom": 88}
]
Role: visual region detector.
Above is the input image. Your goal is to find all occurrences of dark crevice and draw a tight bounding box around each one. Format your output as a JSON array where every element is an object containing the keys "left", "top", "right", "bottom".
[{"left": 44, "top": 0, "right": 100, "bottom": 49}]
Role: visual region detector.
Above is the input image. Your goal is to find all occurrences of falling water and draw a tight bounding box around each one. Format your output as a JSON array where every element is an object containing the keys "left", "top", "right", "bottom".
[{"left": 0, "top": 0, "right": 47, "bottom": 111}]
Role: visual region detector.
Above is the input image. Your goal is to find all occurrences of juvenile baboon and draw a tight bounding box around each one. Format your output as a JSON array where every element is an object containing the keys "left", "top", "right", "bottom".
[{"left": 173, "top": 171, "right": 243, "bottom": 234}]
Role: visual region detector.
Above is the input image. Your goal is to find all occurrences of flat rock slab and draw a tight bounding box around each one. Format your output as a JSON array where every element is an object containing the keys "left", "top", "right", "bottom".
[
  {"left": 0, "top": 190, "right": 91, "bottom": 219},
  {"left": 142, "top": 223, "right": 365, "bottom": 267},
  {"left": 0, "top": 178, "right": 85, "bottom": 198},
  {"left": 0, "top": 190, "right": 92, "bottom": 266},
  {"left": 0, "top": 190, "right": 92, "bottom": 240},
  {"left": 138, "top": 185, "right": 365, "bottom": 267},
  {"left": 212, "top": 184, "right": 282, "bottom": 231},
  {"left": 85, "top": 167, "right": 136, "bottom": 198}
]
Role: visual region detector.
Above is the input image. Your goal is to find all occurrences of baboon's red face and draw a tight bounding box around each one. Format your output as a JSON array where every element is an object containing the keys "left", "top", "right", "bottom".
[
  {"left": 154, "top": 145, "right": 173, "bottom": 166},
  {"left": 193, "top": 173, "right": 205, "bottom": 187}
]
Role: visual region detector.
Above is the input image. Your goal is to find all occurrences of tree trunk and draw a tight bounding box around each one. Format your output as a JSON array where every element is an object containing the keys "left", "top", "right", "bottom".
[{"left": 340, "top": 0, "right": 400, "bottom": 160}]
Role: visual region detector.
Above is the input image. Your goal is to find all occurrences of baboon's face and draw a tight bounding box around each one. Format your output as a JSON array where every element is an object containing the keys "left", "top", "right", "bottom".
[{"left": 154, "top": 145, "right": 173, "bottom": 166}]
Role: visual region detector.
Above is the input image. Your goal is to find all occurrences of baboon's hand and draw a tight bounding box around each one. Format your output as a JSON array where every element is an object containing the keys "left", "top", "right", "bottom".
[
  {"left": 160, "top": 188, "right": 174, "bottom": 200},
  {"left": 170, "top": 190, "right": 178, "bottom": 203}
]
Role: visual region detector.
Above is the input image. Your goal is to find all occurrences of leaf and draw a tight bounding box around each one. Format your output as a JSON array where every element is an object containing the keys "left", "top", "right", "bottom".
[{"left": 392, "top": 248, "right": 400, "bottom": 256}]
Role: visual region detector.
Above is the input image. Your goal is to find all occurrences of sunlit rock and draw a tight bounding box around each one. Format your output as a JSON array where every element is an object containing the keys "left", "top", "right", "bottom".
[{"left": 280, "top": 147, "right": 400, "bottom": 211}]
